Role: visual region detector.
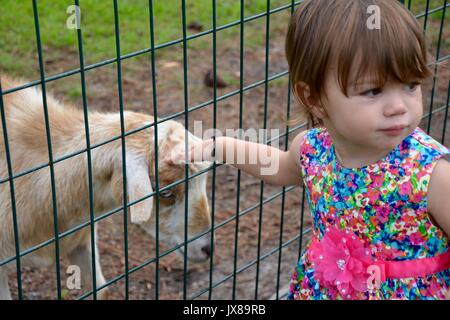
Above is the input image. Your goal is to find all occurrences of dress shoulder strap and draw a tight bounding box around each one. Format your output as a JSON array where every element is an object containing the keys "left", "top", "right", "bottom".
[
  {"left": 299, "top": 126, "right": 333, "bottom": 175},
  {"left": 409, "top": 127, "right": 450, "bottom": 166}
]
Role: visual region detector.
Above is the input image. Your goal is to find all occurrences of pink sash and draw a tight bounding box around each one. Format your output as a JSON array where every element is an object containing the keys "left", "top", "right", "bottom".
[
  {"left": 373, "top": 251, "right": 450, "bottom": 282},
  {"left": 308, "top": 227, "right": 450, "bottom": 299}
]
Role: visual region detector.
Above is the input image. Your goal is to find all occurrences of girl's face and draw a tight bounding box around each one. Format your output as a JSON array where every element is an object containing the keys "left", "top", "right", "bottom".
[{"left": 320, "top": 68, "right": 423, "bottom": 154}]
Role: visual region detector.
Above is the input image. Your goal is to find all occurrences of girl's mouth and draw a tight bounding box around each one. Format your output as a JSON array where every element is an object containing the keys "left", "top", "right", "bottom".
[{"left": 379, "top": 125, "right": 407, "bottom": 136}]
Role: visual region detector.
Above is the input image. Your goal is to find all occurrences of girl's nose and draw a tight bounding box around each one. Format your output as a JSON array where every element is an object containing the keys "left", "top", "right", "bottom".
[{"left": 383, "top": 94, "right": 408, "bottom": 117}]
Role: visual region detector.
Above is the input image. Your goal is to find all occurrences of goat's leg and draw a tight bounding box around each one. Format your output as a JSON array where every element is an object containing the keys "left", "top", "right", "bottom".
[
  {"left": 91, "top": 240, "right": 109, "bottom": 299},
  {"left": 0, "top": 267, "right": 12, "bottom": 300},
  {"left": 67, "top": 240, "right": 109, "bottom": 300}
]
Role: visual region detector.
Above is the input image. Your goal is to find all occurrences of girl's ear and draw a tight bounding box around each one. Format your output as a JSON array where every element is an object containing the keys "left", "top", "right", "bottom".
[
  {"left": 294, "top": 81, "right": 328, "bottom": 120},
  {"left": 294, "top": 81, "right": 314, "bottom": 107},
  {"left": 111, "top": 154, "right": 154, "bottom": 224}
]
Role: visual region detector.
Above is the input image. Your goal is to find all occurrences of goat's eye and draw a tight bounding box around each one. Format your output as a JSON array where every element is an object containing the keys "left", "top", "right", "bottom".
[{"left": 159, "top": 189, "right": 174, "bottom": 199}]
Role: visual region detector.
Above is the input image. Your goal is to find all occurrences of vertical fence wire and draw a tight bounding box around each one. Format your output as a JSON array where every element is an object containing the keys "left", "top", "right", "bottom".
[
  {"left": 208, "top": 0, "right": 218, "bottom": 300},
  {"left": 422, "top": 0, "right": 431, "bottom": 30},
  {"left": 254, "top": 0, "right": 271, "bottom": 300},
  {"left": 288, "top": 1, "right": 307, "bottom": 289},
  {"left": 442, "top": 79, "right": 450, "bottom": 144},
  {"left": 0, "top": 81, "right": 23, "bottom": 300},
  {"left": 32, "top": 0, "right": 62, "bottom": 300},
  {"left": 231, "top": 0, "right": 245, "bottom": 300},
  {"left": 74, "top": 0, "right": 98, "bottom": 300},
  {"left": 426, "top": 0, "right": 447, "bottom": 134},
  {"left": 181, "top": 0, "right": 190, "bottom": 300},
  {"left": 275, "top": 0, "right": 298, "bottom": 301},
  {"left": 148, "top": 0, "right": 161, "bottom": 301},
  {"left": 297, "top": 189, "right": 307, "bottom": 261},
  {"left": 112, "top": 0, "right": 130, "bottom": 300}
]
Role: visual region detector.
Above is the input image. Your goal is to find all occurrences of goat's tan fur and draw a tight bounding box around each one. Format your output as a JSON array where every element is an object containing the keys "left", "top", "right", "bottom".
[{"left": 0, "top": 75, "right": 212, "bottom": 299}]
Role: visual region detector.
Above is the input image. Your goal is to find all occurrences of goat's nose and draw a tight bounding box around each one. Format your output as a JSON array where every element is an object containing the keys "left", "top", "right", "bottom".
[{"left": 201, "top": 244, "right": 211, "bottom": 258}]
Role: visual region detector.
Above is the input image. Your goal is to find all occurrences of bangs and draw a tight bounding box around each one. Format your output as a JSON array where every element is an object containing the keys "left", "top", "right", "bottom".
[
  {"left": 330, "top": 0, "right": 433, "bottom": 97},
  {"left": 285, "top": 0, "right": 436, "bottom": 127}
]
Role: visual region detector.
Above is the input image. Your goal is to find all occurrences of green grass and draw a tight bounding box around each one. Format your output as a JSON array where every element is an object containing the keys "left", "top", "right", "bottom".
[
  {"left": 0, "top": 0, "right": 447, "bottom": 80},
  {"left": 0, "top": 0, "right": 293, "bottom": 79},
  {"left": 408, "top": 0, "right": 449, "bottom": 20}
]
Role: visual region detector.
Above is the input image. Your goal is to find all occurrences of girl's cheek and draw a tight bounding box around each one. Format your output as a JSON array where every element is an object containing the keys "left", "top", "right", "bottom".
[{"left": 352, "top": 110, "right": 379, "bottom": 131}]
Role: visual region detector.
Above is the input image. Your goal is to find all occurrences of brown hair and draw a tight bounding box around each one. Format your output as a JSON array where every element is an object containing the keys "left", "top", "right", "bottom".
[{"left": 285, "top": 0, "right": 436, "bottom": 128}]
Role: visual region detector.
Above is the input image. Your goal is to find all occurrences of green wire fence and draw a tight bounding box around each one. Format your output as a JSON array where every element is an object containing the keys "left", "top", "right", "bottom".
[{"left": 0, "top": 0, "right": 449, "bottom": 300}]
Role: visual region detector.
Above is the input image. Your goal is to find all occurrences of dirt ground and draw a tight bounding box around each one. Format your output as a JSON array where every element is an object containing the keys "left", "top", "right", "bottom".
[{"left": 5, "top": 20, "right": 450, "bottom": 300}]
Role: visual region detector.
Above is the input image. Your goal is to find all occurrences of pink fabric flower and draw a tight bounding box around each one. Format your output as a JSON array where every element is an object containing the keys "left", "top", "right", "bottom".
[{"left": 308, "top": 227, "right": 373, "bottom": 299}]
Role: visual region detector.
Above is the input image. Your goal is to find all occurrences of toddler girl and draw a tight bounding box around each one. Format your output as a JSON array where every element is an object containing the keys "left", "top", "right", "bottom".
[{"left": 171, "top": 0, "right": 450, "bottom": 299}]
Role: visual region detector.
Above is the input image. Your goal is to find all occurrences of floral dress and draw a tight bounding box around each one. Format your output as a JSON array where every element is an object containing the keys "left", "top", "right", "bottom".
[{"left": 288, "top": 126, "right": 450, "bottom": 300}]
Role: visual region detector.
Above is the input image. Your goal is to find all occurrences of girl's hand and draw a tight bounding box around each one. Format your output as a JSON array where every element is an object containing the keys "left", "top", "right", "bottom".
[
  {"left": 169, "top": 138, "right": 214, "bottom": 165},
  {"left": 446, "top": 288, "right": 450, "bottom": 300}
]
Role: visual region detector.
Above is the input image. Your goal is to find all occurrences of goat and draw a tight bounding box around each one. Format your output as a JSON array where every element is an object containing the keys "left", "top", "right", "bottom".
[{"left": 0, "top": 75, "right": 213, "bottom": 299}]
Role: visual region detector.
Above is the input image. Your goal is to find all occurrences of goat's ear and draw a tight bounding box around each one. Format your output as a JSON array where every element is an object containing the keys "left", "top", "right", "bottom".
[{"left": 125, "top": 155, "right": 154, "bottom": 224}]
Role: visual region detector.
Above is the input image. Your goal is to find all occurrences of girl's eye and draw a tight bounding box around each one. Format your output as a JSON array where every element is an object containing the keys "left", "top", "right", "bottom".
[
  {"left": 406, "top": 82, "right": 421, "bottom": 91},
  {"left": 361, "top": 88, "right": 382, "bottom": 97}
]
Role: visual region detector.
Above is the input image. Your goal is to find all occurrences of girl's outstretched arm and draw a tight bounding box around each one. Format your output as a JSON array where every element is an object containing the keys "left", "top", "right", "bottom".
[
  {"left": 170, "top": 131, "right": 307, "bottom": 187},
  {"left": 215, "top": 131, "right": 306, "bottom": 186}
]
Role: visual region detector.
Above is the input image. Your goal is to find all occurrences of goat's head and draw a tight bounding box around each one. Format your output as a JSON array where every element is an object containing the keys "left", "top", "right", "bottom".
[{"left": 110, "top": 119, "right": 213, "bottom": 263}]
